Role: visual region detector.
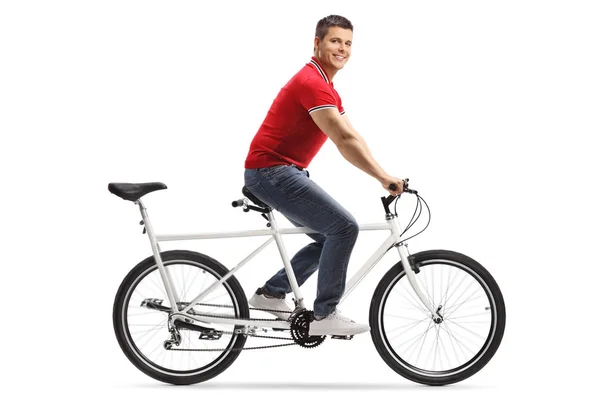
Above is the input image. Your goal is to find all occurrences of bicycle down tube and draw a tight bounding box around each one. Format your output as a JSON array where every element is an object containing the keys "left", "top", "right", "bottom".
[{"left": 138, "top": 201, "right": 436, "bottom": 326}]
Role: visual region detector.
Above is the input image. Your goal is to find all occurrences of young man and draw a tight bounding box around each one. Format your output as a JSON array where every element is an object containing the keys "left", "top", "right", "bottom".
[{"left": 244, "top": 15, "right": 404, "bottom": 336}]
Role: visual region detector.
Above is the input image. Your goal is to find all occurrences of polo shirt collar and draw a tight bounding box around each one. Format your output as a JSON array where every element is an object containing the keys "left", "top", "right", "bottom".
[{"left": 309, "top": 56, "right": 331, "bottom": 84}]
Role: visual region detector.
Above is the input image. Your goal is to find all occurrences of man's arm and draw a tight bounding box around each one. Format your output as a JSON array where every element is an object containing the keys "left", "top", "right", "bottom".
[
  {"left": 310, "top": 108, "right": 403, "bottom": 194},
  {"left": 341, "top": 113, "right": 375, "bottom": 159}
]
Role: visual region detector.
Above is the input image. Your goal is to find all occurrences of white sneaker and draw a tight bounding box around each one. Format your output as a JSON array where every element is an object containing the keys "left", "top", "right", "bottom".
[
  {"left": 248, "top": 293, "right": 294, "bottom": 321},
  {"left": 308, "top": 310, "right": 370, "bottom": 336}
]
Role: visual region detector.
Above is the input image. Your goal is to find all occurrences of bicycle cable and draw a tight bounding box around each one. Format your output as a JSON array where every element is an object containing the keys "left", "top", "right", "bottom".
[
  {"left": 393, "top": 192, "right": 431, "bottom": 244},
  {"left": 397, "top": 191, "right": 422, "bottom": 234}
]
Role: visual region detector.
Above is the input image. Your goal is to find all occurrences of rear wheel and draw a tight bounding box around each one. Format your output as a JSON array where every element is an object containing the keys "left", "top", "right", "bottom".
[
  {"left": 113, "top": 250, "right": 249, "bottom": 385},
  {"left": 370, "top": 250, "right": 505, "bottom": 385}
]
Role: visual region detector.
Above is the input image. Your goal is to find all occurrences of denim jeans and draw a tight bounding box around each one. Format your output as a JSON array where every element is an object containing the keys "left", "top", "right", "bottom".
[{"left": 244, "top": 165, "right": 359, "bottom": 317}]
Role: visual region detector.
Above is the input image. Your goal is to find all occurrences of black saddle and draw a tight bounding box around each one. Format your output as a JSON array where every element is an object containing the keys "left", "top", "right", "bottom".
[
  {"left": 108, "top": 182, "right": 167, "bottom": 202},
  {"left": 242, "top": 186, "right": 272, "bottom": 212}
]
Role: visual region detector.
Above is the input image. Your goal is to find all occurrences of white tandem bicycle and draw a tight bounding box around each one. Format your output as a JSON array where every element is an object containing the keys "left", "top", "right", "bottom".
[{"left": 109, "top": 179, "right": 505, "bottom": 386}]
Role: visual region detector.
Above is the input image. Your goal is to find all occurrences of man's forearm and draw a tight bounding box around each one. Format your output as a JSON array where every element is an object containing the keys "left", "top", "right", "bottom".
[
  {"left": 355, "top": 132, "right": 374, "bottom": 159},
  {"left": 337, "top": 137, "right": 386, "bottom": 181}
]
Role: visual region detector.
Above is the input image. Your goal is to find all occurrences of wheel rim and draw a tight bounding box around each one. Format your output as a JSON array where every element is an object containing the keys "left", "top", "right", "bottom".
[
  {"left": 121, "top": 259, "right": 242, "bottom": 376},
  {"left": 378, "top": 259, "right": 498, "bottom": 377}
]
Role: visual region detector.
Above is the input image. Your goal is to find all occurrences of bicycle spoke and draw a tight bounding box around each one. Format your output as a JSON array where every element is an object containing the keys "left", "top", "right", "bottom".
[
  {"left": 182, "top": 266, "right": 201, "bottom": 302},
  {"left": 445, "top": 284, "right": 479, "bottom": 313},
  {"left": 440, "top": 321, "right": 476, "bottom": 360},
  {"left": 394, "top": 320, "right": 433, "bottom": 353},
  {"left": 203, "top": 291, "right": 232, "bottom": 305},
  {"left": 441, "top": 265, "right": 460, "bottom": 310},
  {"left": 445, "top": 293, "right": 487, "bottom": 318},
  {"left": 392, "top": 281, "right": 430, "bottom": 317},
  {"left": 443, "top": 320, "right": 462, "bottom": 366},
  {"left": 442, "top": 272, "right": 469, "bottom": 308},
  {"left": 437, "top": 328, "right": 452, "bottom": 371},
  {"left": 447, "top": 311, "right": 490, "bottom": 321},
  {"left": 387, "top": 317, "right": 430, "bottom": 341},
  {"left": 126, "top": 308, "right": 167, "bottom": 317},
  {"left": 431, "top": 264, "right": 436, "bottom": 311},
  {"left": 383, "top": 313, "right": 427, "bottom": 321},
  {"left": 130, "top": 287, "right": 153, "bottom": 305},
  {"left": 390, "top": 286, "right": 427, "bottom": 315},
  {"left": 413, "top": 320, "right": 434, "bottom": 367},
  {"left": 444, "top": 318, "right": 487, "bottom": 344},
  {"left": 132, "top": 319, "right": 168, "bottom": 350},
  {"left": 148, "top": 271, "right": 168, "bottom": 301},
  {"left": 430, "top": 325, "right": 441, "bottom": 370}
]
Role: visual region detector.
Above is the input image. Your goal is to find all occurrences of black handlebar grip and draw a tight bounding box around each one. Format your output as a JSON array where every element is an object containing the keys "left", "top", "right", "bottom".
[
  {"left": 389, "top": 178, "right": 411, "bottom": 193},
  {"left": 232, "top": 199, "right": 245, "bottom": 207}
]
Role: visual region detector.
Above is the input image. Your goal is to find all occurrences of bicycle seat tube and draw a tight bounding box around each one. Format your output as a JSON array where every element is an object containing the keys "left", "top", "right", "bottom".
[{"left": 266, "top": 210, "right": 306, "bottom": 310}]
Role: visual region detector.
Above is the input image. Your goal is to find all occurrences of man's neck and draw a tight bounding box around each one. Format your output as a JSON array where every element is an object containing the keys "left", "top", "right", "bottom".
[{"left": 313, "top": 54, "right": 337, "bottom": 81}]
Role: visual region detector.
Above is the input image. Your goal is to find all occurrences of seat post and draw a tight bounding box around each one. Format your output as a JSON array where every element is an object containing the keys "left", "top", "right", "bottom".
[{"left": 134, "top": 199, "right": 180, "bottom": 310}]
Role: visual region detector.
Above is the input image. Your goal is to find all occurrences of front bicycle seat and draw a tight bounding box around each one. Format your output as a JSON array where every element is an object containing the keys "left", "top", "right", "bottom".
[
  {"left": 108, "top": 182, "right": 167, "bottom": 202},
  {"left": 242, "top": 186, "right": 272, "bottom": 212}
]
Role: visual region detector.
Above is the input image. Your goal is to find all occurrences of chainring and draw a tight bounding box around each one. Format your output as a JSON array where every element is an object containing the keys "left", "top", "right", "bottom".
[{"left": 290, "top": 310, "right": 326, "bottom": 348}]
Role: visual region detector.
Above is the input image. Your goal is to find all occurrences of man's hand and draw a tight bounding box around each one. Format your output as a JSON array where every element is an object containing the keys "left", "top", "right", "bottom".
[{"left": 381, "top": 176, "right": 405, "bottom": 196}]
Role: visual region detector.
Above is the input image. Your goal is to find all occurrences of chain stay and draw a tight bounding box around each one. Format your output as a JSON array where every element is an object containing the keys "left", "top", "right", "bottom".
[{"left": 167, "top": 302, "right": 297, "bottom": 352}]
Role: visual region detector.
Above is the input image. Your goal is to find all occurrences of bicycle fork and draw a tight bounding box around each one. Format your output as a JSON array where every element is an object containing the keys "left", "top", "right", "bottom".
[{"left": 388, "top": 215, "right": 436, "bottom": 317}]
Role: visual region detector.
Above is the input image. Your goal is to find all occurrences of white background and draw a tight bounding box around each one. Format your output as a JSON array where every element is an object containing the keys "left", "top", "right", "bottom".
[{"left": 1, "top": 0, "right": 599, "bottom": 398}]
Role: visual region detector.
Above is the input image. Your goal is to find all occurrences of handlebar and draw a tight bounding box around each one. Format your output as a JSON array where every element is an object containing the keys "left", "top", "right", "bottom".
[
  {"left": 389, "top": 178, "right": 417, "bottom": 196},
  {"left": 381, "top": 178, "right": 417, "bottom": 214}
]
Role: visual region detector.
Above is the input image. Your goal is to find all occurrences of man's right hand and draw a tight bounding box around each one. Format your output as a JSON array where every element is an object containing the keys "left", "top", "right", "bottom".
[{"left": 381, "top": 176, "right": 405, "bottom": 196}]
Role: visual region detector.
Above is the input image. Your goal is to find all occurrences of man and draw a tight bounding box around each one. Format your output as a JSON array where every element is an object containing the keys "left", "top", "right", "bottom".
[{"left": 244, "top": 15, "right": 404, "bottom": 336}]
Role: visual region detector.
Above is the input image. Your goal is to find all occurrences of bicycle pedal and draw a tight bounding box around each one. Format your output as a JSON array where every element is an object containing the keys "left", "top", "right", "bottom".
[
  {"left": 199, "top": 330, "right": 223, "bottom": 340},
  {"left": 331, "top": 335, "right": 354, "bottom": 340}
]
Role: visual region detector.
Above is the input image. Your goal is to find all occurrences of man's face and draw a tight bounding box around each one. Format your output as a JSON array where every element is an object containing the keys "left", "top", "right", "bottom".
[{"left": 315, "top": 26, "right": 353, "bottom": 72}]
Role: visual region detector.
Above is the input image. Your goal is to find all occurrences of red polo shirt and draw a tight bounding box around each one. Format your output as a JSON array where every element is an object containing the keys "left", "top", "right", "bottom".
[{"left": 244, "top": 56, "right": 345, "bottom": 169}]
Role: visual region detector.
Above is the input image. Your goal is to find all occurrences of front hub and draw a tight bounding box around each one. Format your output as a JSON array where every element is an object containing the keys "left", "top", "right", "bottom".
[{"left": 433, "top": 305, "right": 444, "bottom": 324}]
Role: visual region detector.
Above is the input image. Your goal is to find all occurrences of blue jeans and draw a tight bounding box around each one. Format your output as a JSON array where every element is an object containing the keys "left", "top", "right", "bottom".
[{"left": 244, "top": 165, "right": 359, "bottom": 317}]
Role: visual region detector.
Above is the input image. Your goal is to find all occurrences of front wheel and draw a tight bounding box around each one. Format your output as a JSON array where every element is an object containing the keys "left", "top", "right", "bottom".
[{"left": 370, "top": 250, "right": 505, "bottom": 386}]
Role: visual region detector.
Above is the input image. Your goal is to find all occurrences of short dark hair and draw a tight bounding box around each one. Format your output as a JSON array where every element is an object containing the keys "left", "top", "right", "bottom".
[{"left": 315, "top": 15, "right": 353, "bottom": 40}]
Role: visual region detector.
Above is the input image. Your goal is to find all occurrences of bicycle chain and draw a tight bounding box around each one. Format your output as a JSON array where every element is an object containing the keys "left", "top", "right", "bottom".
[{"left": 166, "top": 302, "right": 299, "bottom": 352}]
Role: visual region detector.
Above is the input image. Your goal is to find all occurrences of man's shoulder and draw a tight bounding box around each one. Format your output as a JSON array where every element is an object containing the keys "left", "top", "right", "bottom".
[{"left": 287, "top": 65, "right": 328, "bottom": 90}]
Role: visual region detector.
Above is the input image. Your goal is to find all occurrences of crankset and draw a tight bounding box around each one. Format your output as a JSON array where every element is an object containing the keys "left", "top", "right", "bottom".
[{"left": 290, "top": 310, "right": 326, "bottom": 348}]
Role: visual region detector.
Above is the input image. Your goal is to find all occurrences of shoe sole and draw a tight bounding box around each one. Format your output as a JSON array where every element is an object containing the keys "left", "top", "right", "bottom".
[
  {"left": 248, "top": 298, "right": 292, "bottom": 321},
  {"left": 309, "top": 327, "right": 370, "bottom": 336}
]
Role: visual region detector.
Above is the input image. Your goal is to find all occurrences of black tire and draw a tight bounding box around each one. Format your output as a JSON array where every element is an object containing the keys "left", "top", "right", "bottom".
[
  {"left": 113, "top": 250, "right": 249, "bottom": 385},
  {"left": 369, "top": 250, "right": 505, "bottom": 386}
]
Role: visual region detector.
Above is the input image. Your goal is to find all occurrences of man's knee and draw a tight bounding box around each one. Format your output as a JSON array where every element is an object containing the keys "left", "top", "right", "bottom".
[
  {"left": 346, "top": 218, "right": 359, "bottom": 238},
  {"left": 329, "top": 216, "right": 359, "bottom": 238}
]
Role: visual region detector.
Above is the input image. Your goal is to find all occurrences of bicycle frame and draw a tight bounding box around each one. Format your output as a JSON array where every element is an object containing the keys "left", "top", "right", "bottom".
[{"left": 135, "top": 199, "right": 436, "bottom": 330}]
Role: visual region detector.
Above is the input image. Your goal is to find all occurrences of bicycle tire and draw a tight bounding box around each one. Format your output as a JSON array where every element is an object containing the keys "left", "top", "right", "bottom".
[
  {"left": 113, "top": 250, "right": 249, "bottom": 385},
  {"left": 369, "top": 249, "right": 505, "bottom": 386}
]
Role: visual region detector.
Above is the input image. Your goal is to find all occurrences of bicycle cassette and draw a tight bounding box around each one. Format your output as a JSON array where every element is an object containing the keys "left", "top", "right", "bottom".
[{"left": 290, "top": 310, "right": 326, "bottom": 348}]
